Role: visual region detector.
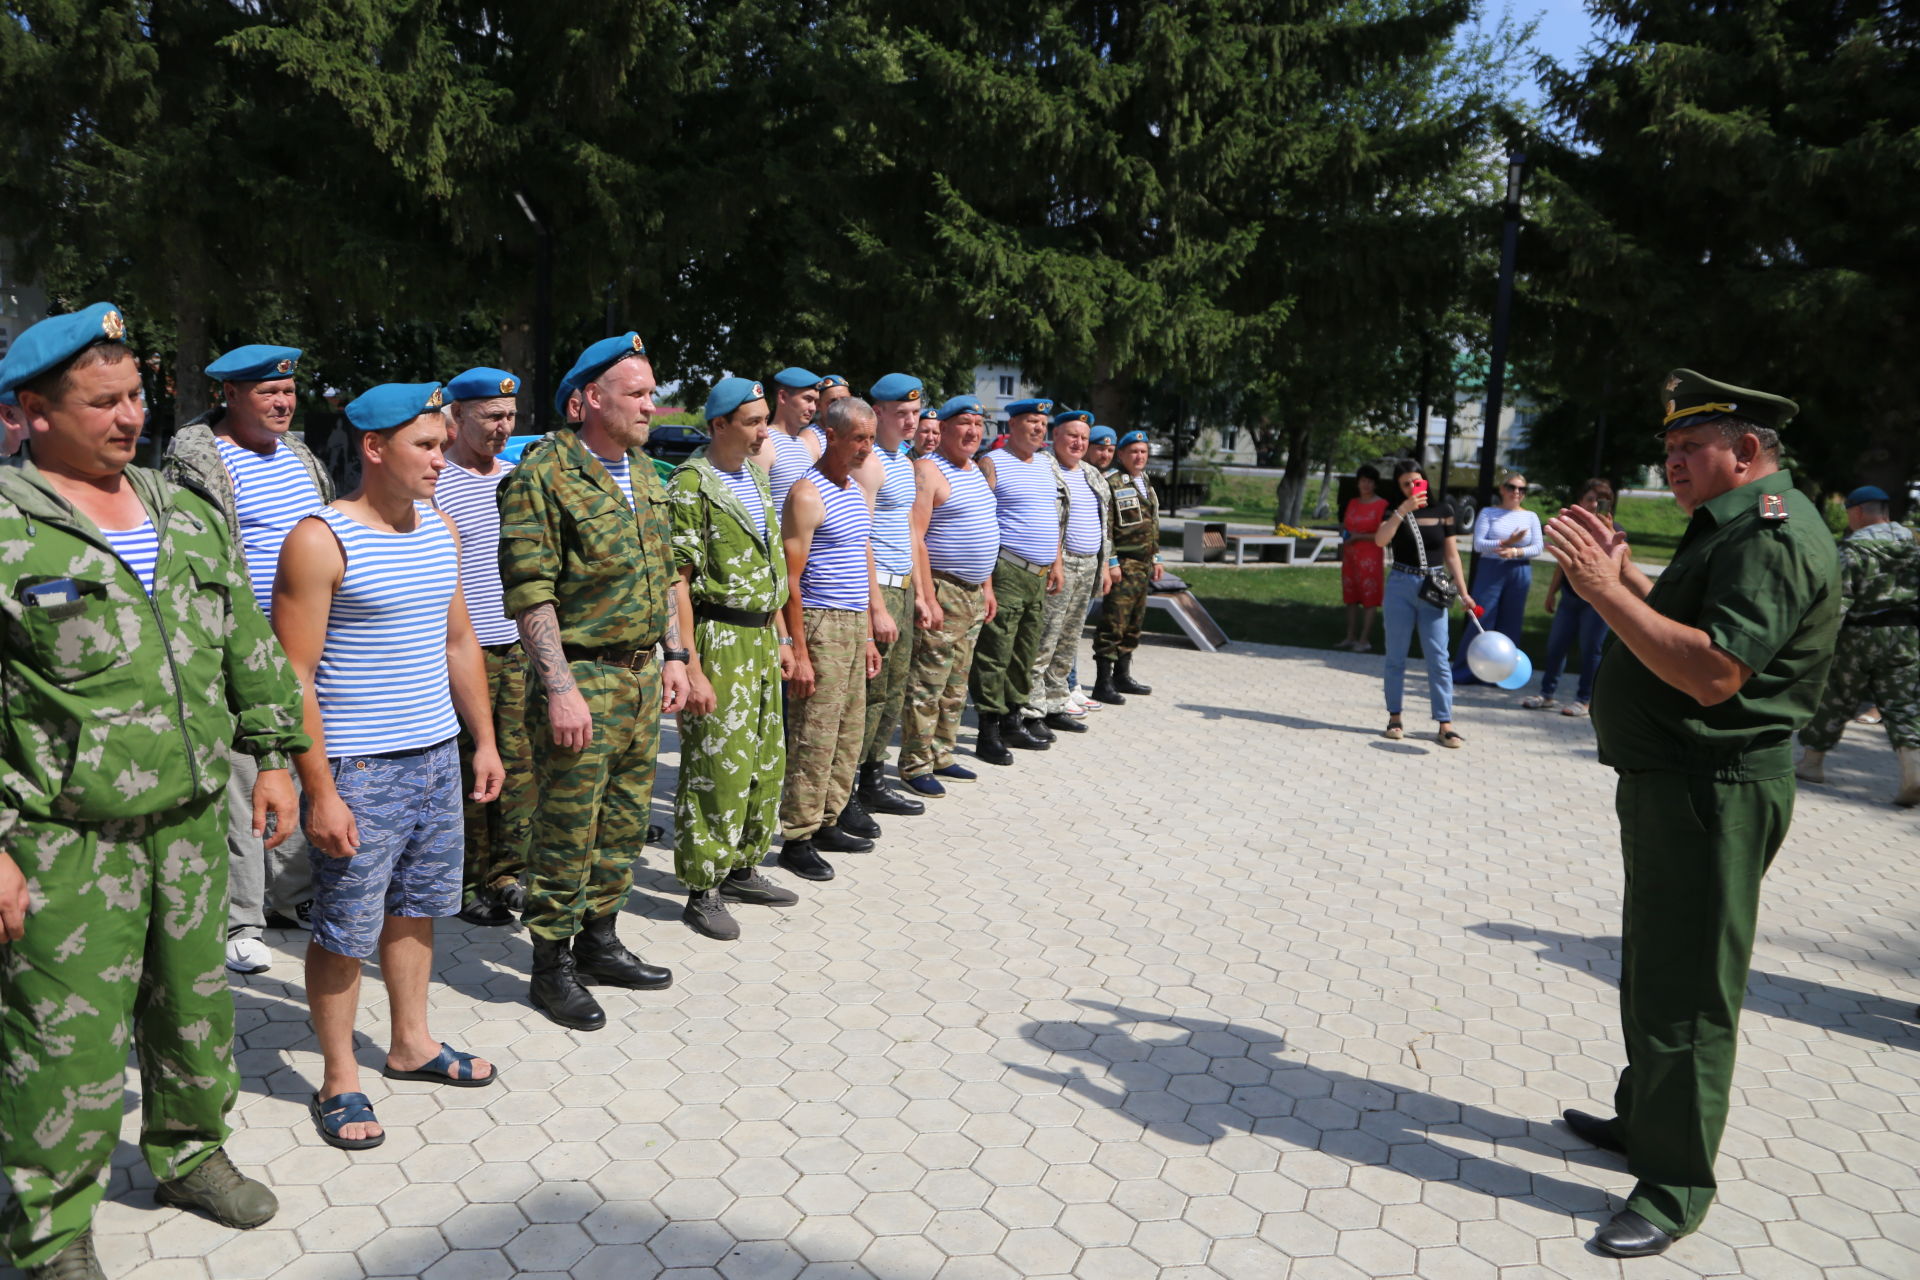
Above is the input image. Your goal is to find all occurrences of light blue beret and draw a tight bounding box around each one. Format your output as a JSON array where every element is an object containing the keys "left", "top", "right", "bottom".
[
  {"left": 446, "top": 367, "right": 521, "bottom": 402},
  {"left": 935, "top": 395, "right": 985, "bottom": 421},
  {"left": 771, "top": 366, "right": 819, "bottom": 390},
  {"left": 1845, "top": 485, "right": 1892, "bottom": 507},
  {"left": 553, "top": 375, "right": 577, "bottom": 418},
  {"left": 1118, "top": 429, "right": 1148, "bottom": 447},
  {"left": 920, "top": 406, "right": 939, "bottom": 420},
  {"left": 705, "top": 377, "right": 766, "bottom": 422},
  {"left": 343, "top": 382, "right": 446, "bottom": 433},
  {"left": 1088, "top": 425, "right": 1118, "bottom": 445},
  {"left": 206, "top": 344, "right": 302, "bottom": 382},
  {"left": 1051, "top": 408, "right": 1093, "bottom": 427},
  {"left": 561, "top": 332, "right": 648, "bottom": 397},
  {"left": 815, "top": 373, "right": 849, "bottom": 390},
  {"left": 0, "top": 302, "right": 130, "bottom": 396},
  {"left": 1006, "top": 398, "right": 1055, "bottom": 418},
  {"left": 869, "top": 373, "right": 924, "bottom": 404}
]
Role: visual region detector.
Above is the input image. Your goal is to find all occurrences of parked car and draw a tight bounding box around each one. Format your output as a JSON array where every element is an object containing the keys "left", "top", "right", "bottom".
[{"left": 645, "top": 424, "right": 711, "bottom": 464}]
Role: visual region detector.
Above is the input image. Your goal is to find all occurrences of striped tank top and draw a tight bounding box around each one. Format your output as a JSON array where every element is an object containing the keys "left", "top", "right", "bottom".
[
  {"left": 593, "top": 451, "right": 635, "bottom": 508},
  {"left": 434, "top": 459, "right": 518, "bottom": 645},
  {"left": 803, "top": 423, "right": 827, "bottom": 454},
  {"left": 312, "top": 504, "right": 460, "bottom": 757},
  {"left": 871, "top": 449, "right": 916, "bottom": 576},
  {"left": 799, "top": 467, "right": 872, "bottom": 610},
  {"left": 1063, "top": 464, "right": 1104, "bottom": 556},
  {"left": 768, "top": 430, "right": 814, "bottom": 517},
  {"left": 923, "top": 453, "right": 999, "bottom": 584},
  {"left": 215, "top": 436, "right": 323, "bottom": 616},
  {"left": 101, "top": 519, "right": 160, "bottom": 596},
  {"left": 990, "top": 449, "right": 1060, "bottom": 564},
  {"left": 714, "top": 464, "right": 767, "bottom": 530}
]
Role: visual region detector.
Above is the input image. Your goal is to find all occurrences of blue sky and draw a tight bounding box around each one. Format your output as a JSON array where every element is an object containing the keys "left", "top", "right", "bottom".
[{"left": 1482, "top": 0, "right": 1614, "bottom": 104}]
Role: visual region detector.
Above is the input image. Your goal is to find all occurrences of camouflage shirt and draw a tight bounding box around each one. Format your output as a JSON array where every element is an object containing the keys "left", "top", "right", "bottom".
[
  {"left": 1106, "top": 468, "right": 1161, "bottom": 558},
  {"left": 1837, "top": 522, "right": 1919, "bottom": 619},
  {"left": 0, "top": 462, "right": 308, "bottom": 843},
  {"left": 667, "top": 454, "right": 789, "bottom": 616},
  {"left": 497, "top": 429, "right": 672, "bottom": 649}
]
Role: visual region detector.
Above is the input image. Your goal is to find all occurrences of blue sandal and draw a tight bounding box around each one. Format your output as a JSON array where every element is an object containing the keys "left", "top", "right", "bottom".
[
  {"left": 310, "top": 1092, "right": 385, "bottom": 1150},
  {"left": 381, "top": 1042, "right": 496, "bottom": 1087}
]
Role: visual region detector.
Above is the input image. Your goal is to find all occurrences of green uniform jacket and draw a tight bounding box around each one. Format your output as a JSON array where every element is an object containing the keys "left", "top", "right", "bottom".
[
  {"left": 0, "top": 463, "right": 308, "bottom": 843},
  {"left": 1835, "top": 523, "right": 1919, "bottom": 619},
  {"left": 667, "top": 453, "right": 789, "bottom": 613},
  {"left": 497, "top": 429, "right": 672, "bottom": 648},
  {"left": 1106, "top": 468, "right": 1160, "bottom": 559},
  {"left": 160, "top": 413, "right": 335, "bottom": 537},
  {"left": 1591, "top": 470, "right": 1841, "bottom": 780}
]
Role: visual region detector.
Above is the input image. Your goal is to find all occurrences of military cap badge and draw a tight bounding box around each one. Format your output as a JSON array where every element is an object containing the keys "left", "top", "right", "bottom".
[
  {"left": 752, "top": 382, "right": 764, "bottom": 398},
  {"left": 427, "top": 387, "right": 445, "bottom": 408},
  {"left": 500, "top": 376, "right": 518, "bottom": 395},
  {"left": 631, "top": 334, "right": 646, "bottom": 354},
  {"left": 276, "top": 358, "right": 294, "bottom": 374},
  {"left": 907, "top": 388, "right": 920, "bottom": 401},
  {"left": 102, "top": 310, "right": 125, "bottom": 340}
]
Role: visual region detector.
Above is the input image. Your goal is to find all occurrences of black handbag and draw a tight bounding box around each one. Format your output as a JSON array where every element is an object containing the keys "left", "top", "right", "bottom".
[{"left": 1409, "top": 507, "right": 1457, "bottom": 608}]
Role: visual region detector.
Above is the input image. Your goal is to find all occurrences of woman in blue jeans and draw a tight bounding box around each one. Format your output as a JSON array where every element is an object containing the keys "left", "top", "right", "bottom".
[
  {"left": 1452, "top": 471, "right": 1542, "bottom": 684},
  {"left": 1374, "top": 461, "right": 1477, "bottom": 747},
  {"left": 1524, "top": 477, "right": 1617, "bottom": 716}
]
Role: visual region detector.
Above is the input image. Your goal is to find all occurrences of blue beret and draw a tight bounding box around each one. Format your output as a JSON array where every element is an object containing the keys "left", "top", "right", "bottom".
[
  {"left": 869, "top": 373, "right": 924, "bottom": 404},
  {"left": 920, "top": 406, "right": 940, "bottom": 420},
  {"left": 1118, "top": 429, "right": 1148, "bottom": 447},
  {"left": 0, "top": 302, "right": 131, "bottom": 396},
  {"left": 1005, "top": 398, "right": 1055, "bottom": 418},
  {"left": 446, "top": 367, "right": 521, "bottom": 402},
  {"left": 1845, "top": 485, "right": 1892, "bottom": 507},
  {"left": 771, "top": 366, "right": 819, "bottom": 390},
  {"left": 206, "top": 344, "right": 302, "bottom": 382},
  {"left": 343, "top": 382, "right": 446, "bottom": 433},
  {"left": 815, "top": 373, "right": 849, "bottom": 390},
  {"left": 1050, "top": 408, "right": 1093, "bottom": 427},
  {"left": 561, "top": 332, "right": 648, "bottom": 397},
  {"left": 1088, "top": 425, "right": 1118, "bottom": 444},
  {"left": 705, "top": 377, "right": 766, "bottom": 422},
  {"left": 553, "top": 375, "right": 577, "bottom": 418},
  {"left": 935, "top": 395, "right": 986, "bottom": 421}
]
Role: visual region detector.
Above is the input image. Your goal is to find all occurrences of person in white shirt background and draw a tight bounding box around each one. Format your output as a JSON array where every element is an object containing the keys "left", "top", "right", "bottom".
[{"left": 1453, "top": 471, "right": 1543, "bottom": 686}]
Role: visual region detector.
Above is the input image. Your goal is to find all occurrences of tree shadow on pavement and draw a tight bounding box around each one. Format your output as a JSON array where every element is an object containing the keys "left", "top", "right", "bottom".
[
  {"left": 1469, "top": 923, "right": 1920, "bottom": 1049},
  {"left": 1009, "top": 998, "right": 1620, "bottom": 1223}
]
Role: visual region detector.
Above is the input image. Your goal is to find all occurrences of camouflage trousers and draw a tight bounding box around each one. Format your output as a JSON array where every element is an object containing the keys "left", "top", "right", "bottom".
[
  {"left": 780, "top": 609, "right": 867, "bottom": 841},
  {"left": 523, "top": 660, "right": 661, "bottom": 940},
  {"left": 675, "top": 620, "right": 784, "bottom": 889},
  {"left": 1026, "top": 551, "right": 1101, "bottom": 716},
  {"left": 1, "top": 794, "right": 235, "bottom": 1269},
  {"left": 1800, "top": 626, "right": 1920, "bottom": 752},
  {"left": 900, "top": 576, "right": 988, "bottom": 779},
  {"left": 969, "top": 555, "right": 1049, "bottom": 716},
  {"left": 862, "top": 582, "right": 916, "bottom": 764},
  {"left": 460, "top": 643, "right": 537, "bottom": 905},
  {"left": 1095, "top": 556, "right": 1153, "bottom": 660}
]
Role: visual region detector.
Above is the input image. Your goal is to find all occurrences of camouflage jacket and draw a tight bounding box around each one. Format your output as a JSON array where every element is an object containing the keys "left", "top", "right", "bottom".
[
  {"left": 0, "top": 462, "right": 308, "bottom": 841},
  {"left": 498, "top": 428, "right": 672, "bottom": 649},
  {"left": 1837, "top": 522, "right": 1919, "bottom": 621},
  {"left": 1106, "top": 468, "right": 1160, "bottom": 559},
  {"left": 1047, "top": 454, "right": 1114, "bottom": 564},
  {"left": 668, "top": 453, "right": 789, "bottom": 616},
  {"left": 160, "top": 411, "right": 335, "bottom": 539}
]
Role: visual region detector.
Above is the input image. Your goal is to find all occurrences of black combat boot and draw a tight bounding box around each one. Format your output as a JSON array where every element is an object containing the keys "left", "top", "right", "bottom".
[
  {"left": 815, "top": 821, "right": 875, "bottom": 854},
  {"left": 1043, "top": 711, "right": 1088, "bottom": 734},
  {"left": 835, "top": 795, "right": 882, "bottom": 840},
  {"left": 573, "top": 913, "right": 673, "bottom": 990},
  {"left": 1022, "top": 715, "right": 1055, "bottom": 743},
  {"left": 1001, "top": 712, "right": 1050, "bottom": 751},
  {"left": 1112, "top": 654, "right": 1152, "bottom": 695},
  {"left": 858, "top": 762, "right": 925, "bottom": 816},
  {"left": 1091, "top": 658, "right": 1127, "bottom": 705},
  {"left": 779, "top": 838, "right": 835, "bottom": 881},
  {"left": 975, "top": 717, "right": 1014, "bottom": 765},
  {"left": 530, "top": 937, "right": 606, "bottom": 1031}
]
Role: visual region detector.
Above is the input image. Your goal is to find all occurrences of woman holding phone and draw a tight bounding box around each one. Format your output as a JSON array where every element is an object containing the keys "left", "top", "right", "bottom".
[
  {"left": 1523, "top": 477, "right": 1618, "bottom": 716},
  {"left": 1374, "top": 460, "right": 1475, "bottom": 746}
]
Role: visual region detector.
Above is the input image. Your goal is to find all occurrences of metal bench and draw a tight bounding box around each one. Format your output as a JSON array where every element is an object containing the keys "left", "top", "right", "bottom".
[
  {"left": 1221, "top": 532, "right": 1341, "bottom": 566},
  {"left": 1085, "top": 575, "right": 1229, "bottom": 653}
]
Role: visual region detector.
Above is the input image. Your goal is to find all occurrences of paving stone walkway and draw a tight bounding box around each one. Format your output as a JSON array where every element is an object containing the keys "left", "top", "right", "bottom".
[{"left": 12, "top": 635, "right": 1919, "bottom": 1280}]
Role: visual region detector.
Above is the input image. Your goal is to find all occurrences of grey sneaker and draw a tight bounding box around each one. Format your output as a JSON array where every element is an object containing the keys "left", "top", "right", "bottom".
[
  {"left": 717, "top": 869, "right": 800, "bottom": 907},
  {"left": 154, "top": 1148, "right": 278, "bottom": 1229},
  {"left": 27, "top": 1232, "right": 105, "bottom": 1280},
  {"left": 682, "top": 891, "right": 741, "bottom": 941}
]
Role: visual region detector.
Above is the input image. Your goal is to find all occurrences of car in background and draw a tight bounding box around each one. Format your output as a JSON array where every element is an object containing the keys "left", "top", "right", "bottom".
[{"left": 645, "top": 423, "right": 711, "bottom": 464}]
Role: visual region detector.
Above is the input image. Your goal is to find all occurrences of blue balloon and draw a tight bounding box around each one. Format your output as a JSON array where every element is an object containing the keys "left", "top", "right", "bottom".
[{"left": 1496, "top": 649, "right": 1534, "bottom": 690}]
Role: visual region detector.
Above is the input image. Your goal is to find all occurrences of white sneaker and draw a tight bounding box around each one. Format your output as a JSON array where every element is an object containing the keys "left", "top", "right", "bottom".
[
  {"left": 1072, "top": 690, "right": 1101, "bottom": 712},
  {"left": 225, "top": 937, "right": 271, "bottom": 974}
]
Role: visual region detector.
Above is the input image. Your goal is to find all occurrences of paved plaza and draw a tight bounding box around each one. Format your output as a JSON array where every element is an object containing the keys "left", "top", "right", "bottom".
[{"left": 14, "top": 634, "right": 1920, "bottom": 1280}]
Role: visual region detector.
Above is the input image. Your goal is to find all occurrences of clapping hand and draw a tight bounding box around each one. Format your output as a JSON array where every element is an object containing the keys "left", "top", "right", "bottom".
[{"left": 1545, "top": 504, "right": 1630, "bottom": 600}]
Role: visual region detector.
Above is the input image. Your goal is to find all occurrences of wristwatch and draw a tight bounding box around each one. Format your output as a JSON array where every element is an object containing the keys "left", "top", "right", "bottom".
[
  {"left": 662, "top": 647, "right": 691, "bottom": 664},
  {"left": 779, "top": 637, "right": 794, "bottom": 647}
]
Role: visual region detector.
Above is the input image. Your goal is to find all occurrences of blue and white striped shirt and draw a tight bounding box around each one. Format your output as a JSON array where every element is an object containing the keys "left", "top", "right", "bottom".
[
  {"left": 434, "top": 459, "right": 518, "bottom": 646},
  {"left": 594, "top": 451, "right": 635, "bottom": 509},
  {"left": 101, "top": 519, "right": 160, "bottom": 596},
  {"left": 312, "top": 504, "right": 461, "bottom": 757},
  {"left": 215, "top": 436, "right": 324, "bottom": 616},
  {"left": 924, "top": 454, "right": 999, "bottom": 585},
  {"left": 871, "top": 449, "right": 916, "bottom": 576},
  {"left": 1063, "top": 464, "right": 1104, "bottom": 557},
  {"left": 798, "top": 467, "right": 872, "bottom": 611},
  {"left": 714, "top": 464, "right": 765, "bottom": 525},
  {"left": 768, "top": 430, "right": 814, "bottom": 518},
  {"left": 989, "top": 449, "right": 1060, "bottom": 564}
]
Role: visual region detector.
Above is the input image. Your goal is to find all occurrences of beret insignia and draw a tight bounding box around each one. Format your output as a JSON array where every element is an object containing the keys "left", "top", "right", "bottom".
[
  {"left": 427, "top": 388, "right": 444, "bottom": 408},
  {"left": 1039, "top": 401, "right": 1052, "bottom": 413},
  {"left": 276, "top": 358, "right": 293, "bottom": 374},
  {"left": 500, "top": 377, "right": 517, "bottom": 395},
  {"left": 906, "top": 388, "right": 920, "bottom": 401},
  {"left": 101, "top": 310, "right": 125, "bottom": 340},
  {"left": 631, "top": 334, "right": 646, "bottom": 353},
  {"left": 751, "top": 382, "right": 764, "bottom": 398}
]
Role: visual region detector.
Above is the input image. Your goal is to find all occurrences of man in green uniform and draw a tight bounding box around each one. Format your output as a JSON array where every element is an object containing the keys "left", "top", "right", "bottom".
[
  {"left": 1547, "top": 370, "right": 1841, "bottom": 1257},
  {"left": 669, "top": 377, "right": 800, "bottom": 941},
  {"left": 1092, "top": 429, "right": 1162, "bottom": 704},
  {"left": 0, "top": 305, "right": 307, "bottom": 1279},
  {"left": 498, "top": 332, "right": 691, "bottom": 1032},
  {"left": 1795, "top": 484, "right": 1920, "bottom": 805}
]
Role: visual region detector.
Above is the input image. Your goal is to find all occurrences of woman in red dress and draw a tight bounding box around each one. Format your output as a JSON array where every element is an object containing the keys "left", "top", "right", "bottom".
[{"left": 1338, "top": 464, "right": 1388, "bottom": 651}]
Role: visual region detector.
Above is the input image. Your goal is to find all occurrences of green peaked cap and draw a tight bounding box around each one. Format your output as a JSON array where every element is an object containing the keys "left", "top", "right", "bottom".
[{"left": 1659, "top": 368, "right": 1798, "bottom": 435}]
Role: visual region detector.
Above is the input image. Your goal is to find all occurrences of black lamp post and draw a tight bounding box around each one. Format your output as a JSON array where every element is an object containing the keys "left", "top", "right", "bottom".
[
  {"left": 515, "top": 191, "right": 555, "bottom": 431},
  {"left": 1474, "top": 152, "right": 1526, "bottom": 515}
]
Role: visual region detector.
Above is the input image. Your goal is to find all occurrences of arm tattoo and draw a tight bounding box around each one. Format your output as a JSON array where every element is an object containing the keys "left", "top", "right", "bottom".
[
  {"left": 519, "top": 604, "right": 576, "bottom": 696},
  {"left": 664, "top": 610, "right": 683, "bottom": 651}
]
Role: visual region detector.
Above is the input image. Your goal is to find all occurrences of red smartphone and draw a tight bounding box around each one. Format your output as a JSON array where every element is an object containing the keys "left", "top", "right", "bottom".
[{"left": 1410, "top": 478, "right": 1428, "bottom": 497}]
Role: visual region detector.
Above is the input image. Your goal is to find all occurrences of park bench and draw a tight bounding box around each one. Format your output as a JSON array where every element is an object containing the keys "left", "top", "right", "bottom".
[
  {"left": 1222, "top": 531, "right": 1341, "bottom": 566},
  {"left": 1085, "top": 573, "right": 1229, "bottom": 653}
]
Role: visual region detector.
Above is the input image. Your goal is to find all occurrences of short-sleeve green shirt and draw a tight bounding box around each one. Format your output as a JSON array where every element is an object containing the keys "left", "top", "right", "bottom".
[{"left": 1591, "top": 470, "right": 1841, "bottom": 780}]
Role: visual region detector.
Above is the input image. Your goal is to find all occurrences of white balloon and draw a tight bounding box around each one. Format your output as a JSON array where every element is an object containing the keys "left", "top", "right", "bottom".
[{"left": 1466, "top": 630, "right": 1519, "bottom": 683}]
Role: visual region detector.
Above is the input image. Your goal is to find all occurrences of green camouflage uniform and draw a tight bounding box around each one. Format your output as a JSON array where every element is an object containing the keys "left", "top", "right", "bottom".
[
  {"left": 900, "top": 577, "right": 988, "bottom": 779},
  {"left": 861, "top": 583, "right": 915, "bottom": 764},
  {"left": 0, "top": 463, "right": 306, "bottom": 1269},
  {"left": 1095, "top": 469, "right": 1160, "bottom": 660},
  {"left": 498, "top": 431, "right": 671, "bottom": 941},
  {"left": 460, "top": 644, "right": 536, "bottom": 902},
  {"left": 668, "top": 455, "right": 787, "bottom": 889},
  {"left": 1801, "top": 522, "right": 1920, "bottom": 752}
]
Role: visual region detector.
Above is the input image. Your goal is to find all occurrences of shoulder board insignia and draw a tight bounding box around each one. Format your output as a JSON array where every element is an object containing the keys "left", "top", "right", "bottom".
[{"left": 1758, "top": 493, "right": 1788, "bottom": 521}]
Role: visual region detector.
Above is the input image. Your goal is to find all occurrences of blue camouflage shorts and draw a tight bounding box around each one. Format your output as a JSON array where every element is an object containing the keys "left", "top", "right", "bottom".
[{"left": 307, "top": 738, "right": 463, "bottom": 959}]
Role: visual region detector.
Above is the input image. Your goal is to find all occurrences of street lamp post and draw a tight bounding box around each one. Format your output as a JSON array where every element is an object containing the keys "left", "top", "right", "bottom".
[
  {"left": 1474, "top": 152, "right": 1526, "bottom": 516},
  {"left": 515, "top": 191, "right": 555, "bottom": 431}
]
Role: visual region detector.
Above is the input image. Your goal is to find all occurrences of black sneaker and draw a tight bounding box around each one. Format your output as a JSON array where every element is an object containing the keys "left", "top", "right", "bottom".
[
  {"left": 719, "top": 868, "right": 800, "bottom": 907},
  {"left": 264, "top": 901, "right": 314, "bottom": 931},
  {"left": 682, "top": 891, "right": 741, "bottom": 941},
  {"left": 494, "top": 880, "right": 528, "bottom": 914},
  {"left": 458, "top": 897, "right": 514, "bottom": 926}
]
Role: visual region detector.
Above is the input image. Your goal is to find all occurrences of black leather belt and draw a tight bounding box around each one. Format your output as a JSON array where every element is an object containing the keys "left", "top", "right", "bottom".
[
  {"left": 695, "top": 601, "right": 774, "bottom": 628},
  {"left": 1846, "top": 609, "right": 1916, "bottom": 628},
  {"left": 562, "top": 644, "right": 654, "bottom": 669},
  {"left": 931, "top": 570, "right": 985, "bottom": 589}
]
